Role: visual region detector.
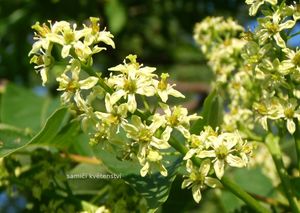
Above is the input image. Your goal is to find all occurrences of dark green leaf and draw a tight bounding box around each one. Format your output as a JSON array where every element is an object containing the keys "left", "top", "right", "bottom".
[
  {"left": 290, "top": 177, "right": 300, "bottom": 198},
  {"left": 93, "top": 146, "right": 180, "bottom": 211},
  {"left": 233, "top": 167, "right": 274, "bottom": 197},
  {"left": 0, "top": 125, "right": 31, "bottom": 158},
  {"left": 30, "top": 107, "right": 69, "bottom": 145},
  {"left": 1, "top": 84, "right": 60, "bottom": 133},
  {"left": 37, "top": 120, "right": 80, "bottom": 148},
  {"left": 0, "top": 107, "right": 68, "bottom": 157},
  {"left": 191, "top": 89, "right": 223, "bottom": 134}
]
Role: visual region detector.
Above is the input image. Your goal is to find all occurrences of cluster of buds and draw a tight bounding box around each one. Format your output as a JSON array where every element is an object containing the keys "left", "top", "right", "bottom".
[{"left": 29, "top": 17, "right": 253, "bottom": 203}]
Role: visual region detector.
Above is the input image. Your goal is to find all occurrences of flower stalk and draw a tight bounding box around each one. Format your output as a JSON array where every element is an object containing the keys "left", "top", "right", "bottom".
[
  {"left": 265, "top": 134, "right": 300, "bottom": 213},
  {"left": 295, "top": 122, "right": 300, "bottom": 173}
]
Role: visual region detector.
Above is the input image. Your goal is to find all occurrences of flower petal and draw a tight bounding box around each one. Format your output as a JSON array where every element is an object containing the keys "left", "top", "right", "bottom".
[
  {"left": 214, "top": 159, "right": 225, "bottom": 179},
  {"left": 226, "top": 154, "right": 245, "bottom": 168},
  {"left": 205, "top": 177, "right": 222, "bottom": 188},
  {"left": 79, "top": 76, "right": 98, "bottom": 90},
  {"left": 192, "top": 185, "right": 202, "bottom": 203},
  {"left": 287, "top": 119, "right": 296, "bottom": 134}
]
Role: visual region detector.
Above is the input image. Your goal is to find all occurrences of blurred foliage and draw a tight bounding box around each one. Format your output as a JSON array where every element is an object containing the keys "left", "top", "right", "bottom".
[{"left": 0, "top": 0, "right": 246, "bottom": 86}]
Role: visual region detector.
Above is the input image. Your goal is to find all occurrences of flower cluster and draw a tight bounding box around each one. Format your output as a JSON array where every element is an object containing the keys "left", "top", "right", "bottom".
[
  {"left": 181, "top": 126, "right": 253, "bottom": 202},
  {"left": 242, "top": 1, "right": 300, "bottom": 135},
  {"left": 29, "top": 17, "right": 114, "bottom": 86},
  {"left": 30, "top": 17, "right": 253, "bottom": 204},
  {"left": 194, "top": 17, "right": 246, "bottom": 83},
  {"left": 194, "top": 1, "right": 300, "bottom": 137},
  {"left": 29, "top": 18, "right": 191, "bottom": 177}
]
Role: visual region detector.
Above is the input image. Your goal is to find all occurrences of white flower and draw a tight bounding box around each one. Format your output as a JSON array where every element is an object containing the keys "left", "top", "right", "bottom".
[
  {"left": 94, "top": 94, "right": 128, "bottom": 133},
  {"left": 277, "top": 98, "right": 300, "bottom": 134},
  {"left": 153, "top": 73, "right": 184, "bottom": 102},
  {"left": 280, "top": 48, "right": 300, "bottom": 74},
  {"left": 140, "top": 149, "right": 168, "bottom": 177},
  {"left": 74, "top": 91, "right": 96, "bottom": 132},
  {"left": 107, "top": 55, "right": 156, "bottom": 113},
  {"left": 245, "top": 0, "right": 277, "bottom": 16},
  {"left": 256, "top": 10, "right": 295, "bottom": 48},
  {"left": 161, "top": 104, "right": 201, "bottom": 138},
  {"left": 123, "top": 115, "right": 171, "bottom": 176},
  {"left": 182, "top": 159, "right": 221, "bottom": 203},
  {"left": 56, "top": 59, "right": 98, "bottom": 103},
  {"left": 197, "top": 132, "right": 246, "bottom": 179}
]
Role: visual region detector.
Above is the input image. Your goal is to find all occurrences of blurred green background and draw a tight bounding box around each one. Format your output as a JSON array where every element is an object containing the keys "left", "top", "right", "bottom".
[{"left": 0, "top": 0, "right": 248, "bottom": 87}]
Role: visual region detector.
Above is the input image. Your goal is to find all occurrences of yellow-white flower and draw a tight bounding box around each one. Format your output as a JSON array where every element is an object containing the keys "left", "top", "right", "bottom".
[
  {"left": 197, "top": 132, "right": 246, "bottom": 179},
  {"left": 56, "top": 59, "right": 98, "bottom": 104},
  {"left": 140, "top": 149, "right": 168, "bottom": 177},
  {"left": 182, "top": 159, "right": 221, "bottom": 203},
  {"left": 184, "top": 126, "right": 217, "bottom": 160},
  {"left": 107, "top": 55, "right": 156, "bottom": 113},
  {"left": 123, "top": 115, "right": 171, "bottom": 176},
  {"left": 277, "top": 98, "right": 300, "bottom": 134},
  {"left": 46, "top": 21, "right": 80, "bottom": 58},
  {"left": 153, "top": 73, "right": 184, "bottom": 102},
  {"left": 253, "top": 97, "right": 282, "bottom": 130},
  {"left": 161, "top": 104, "right": 201, "bottom": 138},
  {"left": 256, "top": 10, "right": 295, "bottom": 48},
  {"left": 280, "top": 48, "right": 300, "bottom": 74},
  {"left": 74, "top": 91, "right": 97, "bottom": 132},
  {"left": 94, "top": 93, "right": 128, "bottom": 132},
  {"left": 245, "top": 0, "right": 277, "bottom": 16}
]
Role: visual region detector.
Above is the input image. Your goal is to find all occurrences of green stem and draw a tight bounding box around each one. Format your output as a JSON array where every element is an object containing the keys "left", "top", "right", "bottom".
[
  {"left": 81, "top": 64, "right": 113, "bottom": 94},
  {"left": 295, "top": 122, "right": 300, "bottom": 173},
  {"left": 141, "top": 95, "right": 150, "bottom": 111},
  {"left": 265, "top": 134, "right": 300, "bottom": 213},
  {"left": 169, "top": 137, "right": 269, "bottom": 213},
  {"left": 221, "top": 176, "right": 269, "bottom": 213}
]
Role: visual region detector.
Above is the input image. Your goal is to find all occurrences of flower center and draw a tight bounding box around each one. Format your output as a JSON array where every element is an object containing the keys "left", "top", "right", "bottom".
[
  {"left": 284, "top": 107, "right": 294, "bottom": 119},
  {"left": 64, "top": 30, "right": 75, "bottom": 44},
  {"left": 124, "top": 79, "right": 137, "bottom": 93},
  {"left": 138, "top": 127, "right": 153, "bottom": 143},
  {"left": 292, "top": 52, "right": 300, "bottom": 67},
  {"left": 158, "top": 73, "right": 169, "bottom": 90},
  {"left": 215, "top": 144, "right": 228, "bottom": 159},
  {"left": 66, "top": 81, "right": 78, "bottom": 92},
  {"left": 265, "top": 22, "right": 279, "bottom": 34}
]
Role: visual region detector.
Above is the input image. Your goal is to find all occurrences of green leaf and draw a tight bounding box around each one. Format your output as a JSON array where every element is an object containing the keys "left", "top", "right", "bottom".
[
  {"left": 233, "top": 167, "right": 274, "bottom": 196},
  {"left": 1, "top": 84, "right": 59, "bottom": 133},
  {"left": 69, "top": 134, "right": 94, "bottom": 157},
  {"left": 36, "top": 119, "right": 79, "bottom": 148},
  {"left": 68, "top": 163, "right": 110, "bottom": 195},
  {"left": 30, "top": 107, "right": 69, "bottom": 145},
  {"left": 191, "top": 89, "right": 223, "bottom": 134},
  {"left": 0, "top": 125, "right": 31, "bottom": 158},
  {"left": 105, "top": 0, "right": 127, "bottom": 34},
  {"left": 219, "top": 190, "right": 244, "bottom": 213},
  {"left": 80, "top": 201, "right": 99, "bottom": 212},
  {"left": 219, "top": 167, "right": 274, "bottom": 213},
  {"left": 93, "top": 146, "right": 180, "bottom": 211},
  {"left": 0, "top": 107, "right": 68, "bottom": 158}
]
